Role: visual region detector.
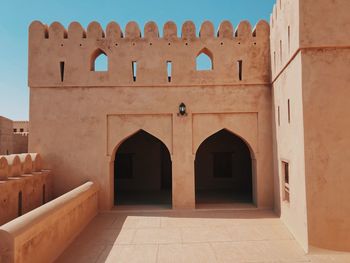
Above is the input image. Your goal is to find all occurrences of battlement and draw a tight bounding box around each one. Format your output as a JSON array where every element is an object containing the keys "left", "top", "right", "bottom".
[{"left": 28, "top": 20, "right": 271, "bottom": 87}]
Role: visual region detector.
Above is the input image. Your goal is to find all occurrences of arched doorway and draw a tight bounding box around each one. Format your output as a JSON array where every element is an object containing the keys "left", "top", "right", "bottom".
[
  {"left": 114, "top": 130, "right": 172, "bottom": 208},
  {"left": 195, "top": 129, "right": 253, "bottom": 208}
]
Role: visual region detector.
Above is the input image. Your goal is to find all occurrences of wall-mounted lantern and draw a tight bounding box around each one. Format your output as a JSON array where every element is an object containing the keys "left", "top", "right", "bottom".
[{"left": 178, "top": 102, "right": 187, "bottom": 116}]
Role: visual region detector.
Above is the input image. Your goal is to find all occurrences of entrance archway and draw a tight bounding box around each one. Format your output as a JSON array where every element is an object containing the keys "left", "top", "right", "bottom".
[
  {"left": 195, "top": 129, "right": 253, "bottom": 208},
  {"left": 114, "top": 130, "right": 172, "bottom": 208}
]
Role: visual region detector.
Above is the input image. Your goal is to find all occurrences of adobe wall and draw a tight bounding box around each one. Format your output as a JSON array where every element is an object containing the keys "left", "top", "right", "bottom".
[
  {"left": 298, "top": 0, "right": 350, "bottom": 251},
  {"left": 28, "top": 20, "right": 273, "bottom": 210},
  {"left": 270, "top": 0, "right": 309, "bottom": 252},
  {"left": 0, "top": 117, "right": 14, "bottom": 155},
  {"left": 271, "top": 0, "right": 350, "bottom": 252},
  {"left": 13, "top": 134, "right": 28, "bottom": 154}
]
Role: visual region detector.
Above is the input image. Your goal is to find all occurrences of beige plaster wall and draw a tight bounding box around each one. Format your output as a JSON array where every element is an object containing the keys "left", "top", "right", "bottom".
[
  {"left": 301, "top": 48, "right": 350, "bottom": 251},
  {"left": 272, "top": 53, "right": 308, "bottom": 252},
  {"left": 0, "top": 181, "right": 98, "bottom": 263},
  {"left": 29, "top": 84, "right": 273, "bottom": 210},
  {"left": 300, "top": 0, "right": 350, "bottom": 48},
  {"left": 28, "top": 20, "right": 273, "bottom": 210},
  {"left": 271, "top": 0, "right": 350, "bottom": 252}
]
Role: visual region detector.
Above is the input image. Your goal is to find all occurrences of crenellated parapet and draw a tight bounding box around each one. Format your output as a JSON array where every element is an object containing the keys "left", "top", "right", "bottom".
[
  {"left": 0, "top": 153, "right": 52, "bottom": 226},
  {"left": 28, "top": 20, "right": 270, "bottom": 87},
  {"left": 0, "top": 153, "right": 44, "bottom": 180},
  {"left": 270, "top": 0, "right": 300, "bottom": 79}
]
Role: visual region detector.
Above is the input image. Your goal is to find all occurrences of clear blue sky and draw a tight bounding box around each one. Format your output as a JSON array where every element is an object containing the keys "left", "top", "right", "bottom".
[{"left": 0, "top": 0, "right": 275, "bottom": 121}]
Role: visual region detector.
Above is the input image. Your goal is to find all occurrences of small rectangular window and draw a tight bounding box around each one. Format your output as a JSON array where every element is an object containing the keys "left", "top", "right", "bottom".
[
  {"left": 60, "top": 61, "right": 65, "bottom": 82},
  {"left": 213, "top": 152, "right": 233, "bottom": 178},
  {"left": 20, "top": 128, "right": 24, "bottom": 132},
  {"left": 282, "top": 161, "right": 290, "bottom": 202},
  {"left": 13, "top": 128, "right": 17, "bottom": 132},
  {"left": 132, "top": 61, "right": 137, "bottom": 82},
  {"left": 167, "top": 61, "right": 172, "bottom": 82},
  {"left": 237, "top": 60, "right": 243, "bottom": 81}
]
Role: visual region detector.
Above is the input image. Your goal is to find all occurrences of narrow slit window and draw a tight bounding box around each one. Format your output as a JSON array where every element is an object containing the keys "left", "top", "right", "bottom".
[
  {"left": 288, "top": 99, "right": 291, "bottom": 123},
  {"left": 288, "top": 26, "right": 291, "bottom": 53},
  {"left": 280, "top": 40, "right": 283, "bottom": 63},
  {"left": 196, "top": 48, "right": 213, "bottom": 71},
  {"left": 42, "top": 184, "right": 46, "bottom": 204},
  {"left": 237, "top": 60, "right": 243, "bottom": 81},
  {"left": 282, "top": 161, "right": 290, "bottom": 202},
  {"left": 274, "top": 51, "right": 276, "bottom": 72},
  {"left": 132, "top": 61, "right": 137, "bottom": 82},
  {"left": 278, "top": 106, "right": 280, "bottom": 126},
  {"left": 60, "top": 61, "right": 65, "bottom": 82},
  {"left": 18, "top": 191, "right": 22, "bottom": 216},
  {"left": 167, "top": 61, "right": 172, "bottom": 82}
]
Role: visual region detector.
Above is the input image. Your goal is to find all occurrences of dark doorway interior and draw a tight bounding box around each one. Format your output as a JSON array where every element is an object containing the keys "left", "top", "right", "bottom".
[
  {"left": 195, "top": 129, "right": 253, "bottom": 208},
  {"left": 114, "top": 130, "right": 172, "bottom": 208}
]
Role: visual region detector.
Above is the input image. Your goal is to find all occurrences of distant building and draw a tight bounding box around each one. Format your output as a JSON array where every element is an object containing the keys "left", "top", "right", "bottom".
[
  {"left": 13, "top": 121, "right": 29, "bottom": 135},
  {"left": 0, "top": 117, "right": 28, "bottom": 154}
]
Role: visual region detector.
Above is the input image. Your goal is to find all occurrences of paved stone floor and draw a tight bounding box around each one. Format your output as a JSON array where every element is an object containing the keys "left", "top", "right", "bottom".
[{"left": 56, "top": 209, "right": 350, "bottom": 263}]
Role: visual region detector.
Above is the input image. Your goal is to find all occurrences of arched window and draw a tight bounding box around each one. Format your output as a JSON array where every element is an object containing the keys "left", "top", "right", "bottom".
[
  {"left": 196, "top": 48, "right": 213, "bottom": 71},
  {"left": 90, "top": 49, "right": 108, "bottom": 71}
]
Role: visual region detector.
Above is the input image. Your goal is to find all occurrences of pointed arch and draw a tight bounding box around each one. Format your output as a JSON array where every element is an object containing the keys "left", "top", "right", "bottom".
[
  {"left": 196, "top": 48, "right": 213, "bottom": 71},
  {"left": 112, "top": 129, "right": 172, "bottom": 207},
  {"left": 196, "top": 128, "right": 255, "bottom": 160},
  {"left": 194, "top": 128, "right": 255, "bottom": 208},
  {"left": 110, "top": 128, "right": 172, "bottom": 161},
  {"left": 90, "top": 48, "right": 108, "bottom": 71}
]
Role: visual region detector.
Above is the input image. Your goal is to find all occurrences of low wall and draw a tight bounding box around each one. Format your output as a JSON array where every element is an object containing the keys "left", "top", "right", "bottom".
[
  {"left": 0, "top": 170, "right": 52, "bottom": 226},
  {"left": 0, "top": 181, "right": 99, "bottom": 263}
]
